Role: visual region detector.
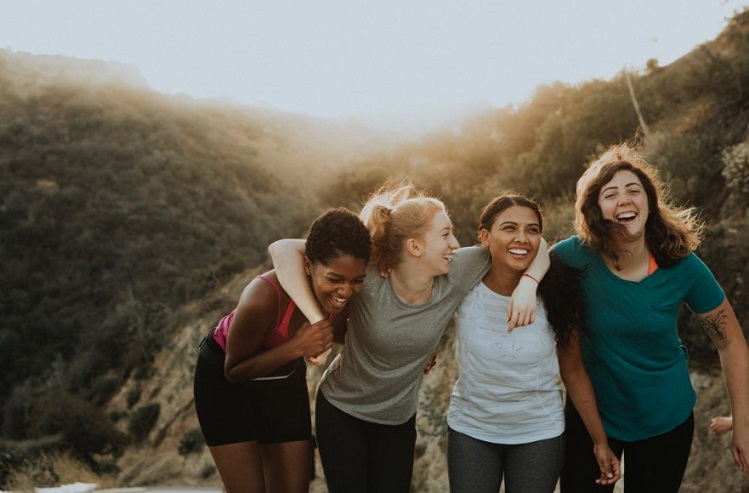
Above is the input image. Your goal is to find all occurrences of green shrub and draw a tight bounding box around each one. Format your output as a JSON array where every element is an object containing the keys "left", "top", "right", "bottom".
[{"left": 127, "top": 403, "right": 160, "bottom": 443}]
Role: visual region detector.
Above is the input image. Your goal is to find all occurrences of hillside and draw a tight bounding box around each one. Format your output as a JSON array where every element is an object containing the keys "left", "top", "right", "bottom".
[{"left": 3, "top": 7, "right": 749, "bottom": 492}]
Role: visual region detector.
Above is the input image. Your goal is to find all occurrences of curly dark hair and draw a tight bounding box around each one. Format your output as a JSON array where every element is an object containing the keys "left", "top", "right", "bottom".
[
  {"left": 575, "top": 143, "right": 702, "bottom": 269},
  {"left": 538, "top": 253, "right": 586, "bottom": 348},
  {"left": 305, "top": 207, "right": 371, "bottom": 266}
]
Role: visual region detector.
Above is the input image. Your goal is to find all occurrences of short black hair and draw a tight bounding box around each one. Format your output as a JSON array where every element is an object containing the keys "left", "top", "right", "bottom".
[{"left": 305, "top": 208, "right": 371, "bottom": 266}]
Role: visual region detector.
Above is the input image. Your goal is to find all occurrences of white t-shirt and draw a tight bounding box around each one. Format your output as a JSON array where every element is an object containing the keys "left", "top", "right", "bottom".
[{"left": 447, "top": 282, "right": 565, "bottom": 444}]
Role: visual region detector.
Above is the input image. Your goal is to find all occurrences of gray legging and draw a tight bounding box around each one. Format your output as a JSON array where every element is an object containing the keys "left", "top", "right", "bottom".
[{"left": 447, "top": 427, "right": 565, "bottom": 493}]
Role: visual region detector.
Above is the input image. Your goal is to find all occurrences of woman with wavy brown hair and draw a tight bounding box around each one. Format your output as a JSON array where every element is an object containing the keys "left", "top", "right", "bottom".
[{"left": 556, "top": 143, "right": 749, "bottom": 492}]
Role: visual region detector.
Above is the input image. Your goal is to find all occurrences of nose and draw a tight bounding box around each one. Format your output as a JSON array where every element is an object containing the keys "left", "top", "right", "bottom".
[
  {"left": 337, "top": 283, "right": 355, "bottom": 298},
  {"left": 449, "top": 234, "right": 460, "bottom": 250}
]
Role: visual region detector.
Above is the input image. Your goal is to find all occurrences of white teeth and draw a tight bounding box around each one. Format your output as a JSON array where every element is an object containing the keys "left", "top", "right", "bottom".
[
  {"left": 509, "top": 249, "right": 528, "bottom": 255},
  {"left": 617, "top": 212, "right": 636, "bottom": 221},
  {"left": 443, "top": 254, "right": 453, "bottom": 261}
]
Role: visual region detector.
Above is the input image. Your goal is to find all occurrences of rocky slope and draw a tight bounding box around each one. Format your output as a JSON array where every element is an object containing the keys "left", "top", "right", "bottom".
[{"left": 104, "top": 266, "right": 748, "bottom": 493}]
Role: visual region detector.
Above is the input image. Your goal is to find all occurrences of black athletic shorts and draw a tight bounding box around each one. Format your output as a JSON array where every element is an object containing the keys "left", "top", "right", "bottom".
[{"left": 193, "top": 337, "right": 312, "bottom": 446}]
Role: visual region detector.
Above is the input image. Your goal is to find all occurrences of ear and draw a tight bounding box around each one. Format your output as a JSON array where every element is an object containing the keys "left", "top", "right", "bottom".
[
  {"left": 304, "top": 257, "right": 313, "bottom": 276},
  {"left": 479, "top": 229, "right": 490, "bottom": 247},
  {"left": 405, "top": 238, "right": 423, "bottom": 258}
]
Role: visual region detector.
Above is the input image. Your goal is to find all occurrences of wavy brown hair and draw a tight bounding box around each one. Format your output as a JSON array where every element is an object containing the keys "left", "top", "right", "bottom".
[{"left": 574, "top": 143, "right": 702, "bottom": 269}]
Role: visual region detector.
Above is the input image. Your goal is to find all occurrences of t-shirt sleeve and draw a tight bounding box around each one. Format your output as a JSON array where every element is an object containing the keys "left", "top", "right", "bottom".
[
  {"left": 550, "top": 236, "right": 588, "bottom": 270},
  {"left": 684, "top": 253, "right": 725, "bottom": 314},
  {"left": 449, "top": 246, "right": 491, "bottom": 292}
]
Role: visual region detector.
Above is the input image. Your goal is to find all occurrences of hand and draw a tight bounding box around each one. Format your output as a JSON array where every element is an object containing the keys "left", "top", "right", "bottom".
[
  {"left": 592, "top": 442, "right": 621, "bottom": 485},
  {"left": 424, "top": 352, "right": 437, "bottom": 375},
  {"left": 730, "top": 421, "right": 749, "bottom": 482},
  {"left": 710, "top": 416, "right": 733, "bottom": 436},
  {"left": 308, "top": 348, "right": 332, "bottom": 366},
  {"left": 292, "top": 319, "right": 333, "bottom": 359},
  {"left": 507, "top": 276, "right": 538, "bottom": 332}
]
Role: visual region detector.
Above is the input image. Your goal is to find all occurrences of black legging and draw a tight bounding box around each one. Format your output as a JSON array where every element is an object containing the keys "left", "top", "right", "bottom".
[
  {"left": 315, "top": 390, "right": 417, "bottom": 493},
  {"left": 560, "top": 400, "right": 694, "bottom": 493}
]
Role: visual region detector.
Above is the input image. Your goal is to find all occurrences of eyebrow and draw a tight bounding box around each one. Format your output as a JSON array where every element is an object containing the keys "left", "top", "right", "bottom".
[
  {"left": 602, "top": 182, "right": 642, "bottom": 193},
  {"left": 498, "top": 220, "right": 540, "bottom": 228}
]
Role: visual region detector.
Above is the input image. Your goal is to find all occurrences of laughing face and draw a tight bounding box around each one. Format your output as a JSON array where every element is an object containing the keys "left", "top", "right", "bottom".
[
  {"left": 418, "top": 210, "right": 460, "bottom": 276},
  {"left": 480, "top": 205, "right": 541, "bottom": 275},
  {"left": 306, "top": 254, "right": 367, "bottom": 315},
  {"left": 597, "top": 170, "right": 650, "bottom": 239}
]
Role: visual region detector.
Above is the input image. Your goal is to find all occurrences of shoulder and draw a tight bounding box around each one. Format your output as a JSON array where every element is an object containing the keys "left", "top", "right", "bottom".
[
  {"left": 237, "top": 270, "right": 282, "bottom": 309},
  {"left": 551, "top": 236, "right": 595, "bottom": 267}
]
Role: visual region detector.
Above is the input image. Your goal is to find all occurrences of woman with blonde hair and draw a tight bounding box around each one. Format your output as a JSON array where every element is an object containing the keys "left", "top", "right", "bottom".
[
  {"left": 555, "top": 143, "right": 749, "bottom": 492},
  {"left": 269, "top": 183, "right": 548, "bottom": 493}
]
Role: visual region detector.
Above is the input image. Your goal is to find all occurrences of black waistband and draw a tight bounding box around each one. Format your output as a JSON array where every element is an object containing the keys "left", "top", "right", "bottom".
[{"left": 198, "top": 332, "right": 302, "bottom": 381}]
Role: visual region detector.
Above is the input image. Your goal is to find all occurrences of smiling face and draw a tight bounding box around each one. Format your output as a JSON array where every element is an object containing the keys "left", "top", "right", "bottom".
[
  {"left": 416, "top": 210, "right": 460, "bottom": 276},
  {"left": 480, "top": 205, "right": 541, "bottom": 275},
  {"left": 306, "top": 254, "right": 367, "bottom": 315},
  {"left": 597, "top": 170, "right": 650, "bottom": 240}
]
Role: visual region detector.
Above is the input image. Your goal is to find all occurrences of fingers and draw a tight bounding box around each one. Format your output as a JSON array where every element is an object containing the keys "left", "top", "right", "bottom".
[
  {"left": 424, "top": 353, "right": 437, "bottom": 375},
  {"left": 506, "top": 302, "right": 535, "bottom": 333},
  {"left": 308, "top": 348, "right": 332, "bottom": 366},
  {"left": 297, "top": 319, "right": 334, "bottom": 357}
]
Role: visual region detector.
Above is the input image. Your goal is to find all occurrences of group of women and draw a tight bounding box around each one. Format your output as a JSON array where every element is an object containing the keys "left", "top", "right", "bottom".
[{"left": 193, "top": 143, "right": 749, "bottom": 493}]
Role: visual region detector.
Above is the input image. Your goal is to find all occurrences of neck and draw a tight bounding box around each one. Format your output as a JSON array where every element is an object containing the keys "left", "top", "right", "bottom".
[
  {"left": 482, "top": 269, "right": 520, "bottom": 296},
  {"left": 607, "top": 237, "right": 651, "bottom": 280},
  {"left": 390, "top": 266, "right": 434, "bottom": 304}
]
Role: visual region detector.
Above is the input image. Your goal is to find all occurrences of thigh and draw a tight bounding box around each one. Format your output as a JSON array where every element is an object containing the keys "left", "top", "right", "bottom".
[
  {"left": 194, "top": 356, "right": 258, "bottom": 446},
  {"left": 504, "top": 434, "right": 565, "bottom": 493},
  {"left": 261, "top": 439, "right": 312, "bottom": 493},
  {"left": 446, "top": 427, "right": 503, "bottom": 493},
  {"left": 622, "top": 413, "right": 694, "bottom": 493},
  {"left": 208, "top": 441, "right": 264, "bottom": 493},
  {"left": 560, "top": 400, "right": 622, "bottom": 493},
  {"left": 315, "top": 391, "right": 369, "bottom": 493},
  {"left": 256, "top": 369, "right": 312, "bottom": 444},
  {"left": 366, "top": 415, "right": 417, "bottom": 493}
]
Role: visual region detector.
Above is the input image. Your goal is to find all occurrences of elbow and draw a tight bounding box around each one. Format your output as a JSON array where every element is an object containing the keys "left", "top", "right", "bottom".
[
  {"left": 268, "top": 240, "right": 283, "bottom": 258},
  {"left": 224, "top": 363, "right": 244, "bottom": 383}
]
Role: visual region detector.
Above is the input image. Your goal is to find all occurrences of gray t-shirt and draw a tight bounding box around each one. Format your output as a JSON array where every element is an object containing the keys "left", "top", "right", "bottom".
[{"left": 319, "top": 246, "right": 491, "bottom": 425}]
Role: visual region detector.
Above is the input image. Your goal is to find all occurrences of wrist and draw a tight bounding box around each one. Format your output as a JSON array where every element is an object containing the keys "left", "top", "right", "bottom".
[{"left": 522, "top": 273, "right": 539, "bottom": 284}]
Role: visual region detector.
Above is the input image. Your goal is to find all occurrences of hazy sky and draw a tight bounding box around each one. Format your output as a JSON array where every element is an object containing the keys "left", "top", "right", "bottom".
[{"left": 2, "top": 0, "right": 748, "bottom": 126}]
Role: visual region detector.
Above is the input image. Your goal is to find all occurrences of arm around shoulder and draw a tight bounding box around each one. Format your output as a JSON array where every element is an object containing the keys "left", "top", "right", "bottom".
[{"left": 268, "top": 238, "right": 326, "bottom": 323}]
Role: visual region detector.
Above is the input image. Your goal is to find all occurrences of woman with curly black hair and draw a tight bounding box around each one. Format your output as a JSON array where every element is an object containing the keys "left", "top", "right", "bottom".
[
  {"left": 446, "top": 194, "right": 620, "bottom": 493},
  {"left": 193, "top": 207, "right": 371, "bottom": 493}
]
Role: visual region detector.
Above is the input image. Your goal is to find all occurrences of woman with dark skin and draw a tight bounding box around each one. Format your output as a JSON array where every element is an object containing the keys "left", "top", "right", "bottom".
[
  {"left": 268, "top": 184, "right": 547, "bottom": 493},
  {"left": 556, "top": 144, "right": 749, "bottom": 492},
  {"left": 193, "top": 208, "right": 371, "bottom": 493}
]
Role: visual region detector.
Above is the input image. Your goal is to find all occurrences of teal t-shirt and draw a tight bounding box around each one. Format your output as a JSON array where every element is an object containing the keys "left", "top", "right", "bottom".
[{"left": 553, "top": 236, "right": 725, "bottom": 441}]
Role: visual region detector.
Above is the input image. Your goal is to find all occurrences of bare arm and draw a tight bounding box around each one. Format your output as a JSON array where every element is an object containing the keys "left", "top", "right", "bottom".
[
  {"left": 268, "top": 239, "right": 326, "bottom": 323},
  {"left": 508, "top": 237, "right": 550, "bottom": 330},
  {"left": 223, "top": 279, "right": 333, "bottom": 381},
  {"left": 698, "top": 298, "right": 749, "bottom": 480},
  {"left": 559, "top": 328, "right": 621, "bottom": 485}
]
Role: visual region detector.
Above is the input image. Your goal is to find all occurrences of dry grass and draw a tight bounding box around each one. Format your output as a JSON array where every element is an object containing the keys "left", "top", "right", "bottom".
[{"left": 4, "top": 452, "right": 118, "bottom": 493}]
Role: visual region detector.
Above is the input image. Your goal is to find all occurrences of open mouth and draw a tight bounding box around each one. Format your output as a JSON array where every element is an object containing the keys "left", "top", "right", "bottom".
[
  {"left": 329, "top": 296, "right": 349, "bottom": 310},
  {"left": 509, "top": 248, "right": 529, "bottom": 256},
  {"left": 617, "top": 212, "right": 636, "bottom": 223},
  {"left": 443, "top": 253, "right": 454, "bottom": 262}
]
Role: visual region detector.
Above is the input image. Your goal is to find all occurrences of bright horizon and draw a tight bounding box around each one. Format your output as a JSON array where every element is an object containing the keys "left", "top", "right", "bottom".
[{"left": 2, "top": 0, "right": 748, "bottom": 128}]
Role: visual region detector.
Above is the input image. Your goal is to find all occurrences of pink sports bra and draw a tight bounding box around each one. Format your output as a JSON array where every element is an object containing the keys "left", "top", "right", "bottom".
[{"left": 211, "top": 274, "right": 297, "bottom": 352}]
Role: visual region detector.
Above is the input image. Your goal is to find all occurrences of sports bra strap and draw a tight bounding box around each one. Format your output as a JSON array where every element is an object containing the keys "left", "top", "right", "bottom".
[{"left": 258, "top": 274, "right": 296, "bottom": 336}]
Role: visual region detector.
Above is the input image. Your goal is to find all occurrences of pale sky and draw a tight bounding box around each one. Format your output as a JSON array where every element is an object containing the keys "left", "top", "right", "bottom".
[{"left": 1, "top": 0, "right": 748, "bottom": 127}]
